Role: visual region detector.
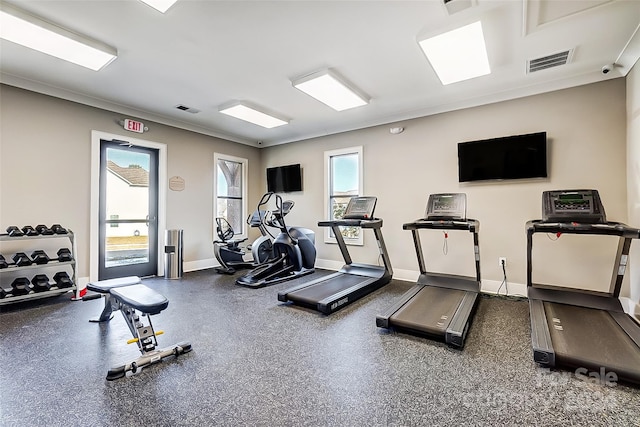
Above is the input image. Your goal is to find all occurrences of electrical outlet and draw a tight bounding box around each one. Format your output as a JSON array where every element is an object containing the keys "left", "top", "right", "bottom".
[{"left": 498, "top": 257, "right": 507, "bottom": 267}]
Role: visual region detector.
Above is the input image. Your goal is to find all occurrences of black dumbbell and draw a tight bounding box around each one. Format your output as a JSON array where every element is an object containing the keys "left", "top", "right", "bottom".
[
  {"left": 21, "top": 226, "right": 38, "bottom": 236},
  {"left": 57, "top": 248, "right": 73, "bottom": 262},
  {"left": 11, "top": 277, "right": 31, "bottom": 296},
  {"left": 0, "top": 254, "right": 7, "bottom": 269},
  {"left": 31, "top": 274, "right": 51, "bottom": 292},
  {"left": 53, "top": 272, "right": 73, "bottom": 288},
  {"left": 31, "top": 250, "right": 51, "bottom": 265},
  {"left": 35, "top": 224, "right": 54, "bottom": 235},
  {"left": 51, "top": 224, "right": 68, "bottom": 234},
  {"left": 6, "top": 226, "right": 24, "bottom": 237},
  {"left": 12, "top": 252, "right": 32, "bottom": 266}
]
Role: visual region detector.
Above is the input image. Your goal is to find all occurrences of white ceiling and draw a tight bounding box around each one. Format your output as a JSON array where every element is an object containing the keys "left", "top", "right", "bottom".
[{"left": 1, "top": 0, "right": 639, "bottom": 148}]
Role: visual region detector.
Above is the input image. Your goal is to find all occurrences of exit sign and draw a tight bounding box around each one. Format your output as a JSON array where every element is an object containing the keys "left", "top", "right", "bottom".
[{"left": 123, "top": 119, "right": 144, "bottom": 133}]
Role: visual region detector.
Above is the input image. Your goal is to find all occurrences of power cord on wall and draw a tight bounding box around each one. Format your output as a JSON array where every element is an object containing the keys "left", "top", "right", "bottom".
[
  {"left": 484, "top": 258, "right": 527, "bottom": 301},
  {"left": 496, "top": 258, "right": 508, "bottom": 296}
]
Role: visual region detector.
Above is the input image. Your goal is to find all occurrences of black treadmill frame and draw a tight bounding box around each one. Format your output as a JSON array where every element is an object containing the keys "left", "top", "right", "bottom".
[
  {"left": 278, "top": 217, "right": 393, "bottom": 314},
  {"left": 526, "top": 220, "right": 640, "bottom": 382},
  {"left": 376, "top": 218, "right": 481, "bottom": 348}
]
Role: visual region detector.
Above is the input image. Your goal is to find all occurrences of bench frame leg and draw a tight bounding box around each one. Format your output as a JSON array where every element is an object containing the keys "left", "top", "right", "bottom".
[
  {"left": 121, "top": 304, "right": 159, "bottom": 354},
  {"left": 88, "top": 294, "right": 117, "bottom": 323}
]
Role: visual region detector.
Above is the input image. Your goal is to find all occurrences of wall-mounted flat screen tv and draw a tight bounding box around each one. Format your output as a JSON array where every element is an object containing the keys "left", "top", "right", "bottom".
[
  {"left": 267, "top": 164, "right": 302, "bottom": 193},
  {"left": 458, "top": 132, "right": 547, "bottom": 182}
]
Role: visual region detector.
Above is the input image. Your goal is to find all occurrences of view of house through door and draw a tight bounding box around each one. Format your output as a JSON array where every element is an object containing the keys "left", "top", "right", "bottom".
[{"left": 99, "top": 140, "right": 159, "bottom": 279}]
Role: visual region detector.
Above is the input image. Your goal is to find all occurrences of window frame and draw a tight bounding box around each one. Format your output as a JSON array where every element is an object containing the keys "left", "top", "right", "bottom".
[
  {"left": 214, "top": 153, "right": 248, "bottom": 239},
  {"left": 324, "top": 146, "right": 364, "bottom": 245}
]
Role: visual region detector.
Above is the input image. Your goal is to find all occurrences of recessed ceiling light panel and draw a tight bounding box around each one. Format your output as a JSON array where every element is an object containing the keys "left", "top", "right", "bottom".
[
  {"left": 219, "top": 103, "right": 289, "bottom": 129},
  {"left": 0, "top": 2, "right": 117, "bottom": 71},
  {"left": 292, "top": 69, "right": 369, "bottom": 111},
  {"left": 418, "top": 21, "right": 490, "bottom": 85}
]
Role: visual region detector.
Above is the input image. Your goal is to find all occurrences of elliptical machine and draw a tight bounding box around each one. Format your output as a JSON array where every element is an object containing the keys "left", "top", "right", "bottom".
[
  {"left": 236, "top": 192, "right": 316, "bottom": 288},
  {"left": 213, "top": 194, "right": 277, "bottom": 274}
]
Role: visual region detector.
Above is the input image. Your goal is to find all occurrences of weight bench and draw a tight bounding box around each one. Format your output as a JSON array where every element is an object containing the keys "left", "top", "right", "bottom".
[{"left": 84, "top": 276, "right": 192, "bottom": 381}]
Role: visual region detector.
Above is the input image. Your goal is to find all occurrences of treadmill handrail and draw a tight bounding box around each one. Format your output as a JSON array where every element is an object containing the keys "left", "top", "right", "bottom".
[
  {"left": 526, "top": 219, "right": 639, "bottom": 296},
  {"left": 404, "top": 219, "right": 481, "bottom": 283},
  {"left": 318, "top": 218, "right": 383, "bottom": 229},
  {"left": 526, "top": 219, "right": 640, "bottom": 238},
  {"left": 403, "top": 218, "right": 479, "bottom": 232}
]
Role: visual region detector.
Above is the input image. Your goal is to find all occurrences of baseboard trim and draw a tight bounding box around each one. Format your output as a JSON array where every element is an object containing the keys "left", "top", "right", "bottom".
[
  {"left": 480, "top": 279, "right": 528, "bottom": 298},
  {"left": 317, "top": 259, "right": 527, "bottom": 297},
  {"left": 184, "top": 258, "right": 218, "bottom": 273},
  {"left": 177, "top": 257, "right": 529, "bottom": 298}
]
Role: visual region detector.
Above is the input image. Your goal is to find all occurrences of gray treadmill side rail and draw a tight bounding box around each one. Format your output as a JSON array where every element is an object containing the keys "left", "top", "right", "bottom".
[
  {"left": 446, "top": 291, "right": 479, "bottom": 347},
  {"left": 529, "top": 298, "right": 556, "bottom": 366},
  {"left": 611, "top": 311, "right": 640, "bottom": 348}
]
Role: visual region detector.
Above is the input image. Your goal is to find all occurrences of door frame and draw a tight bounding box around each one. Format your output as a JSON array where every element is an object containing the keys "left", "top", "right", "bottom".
[{"left": 90, "top": 130, "right": 167, "bottom": 282}]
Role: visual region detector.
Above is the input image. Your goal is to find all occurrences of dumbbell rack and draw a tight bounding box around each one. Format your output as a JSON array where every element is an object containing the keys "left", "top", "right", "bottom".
[{"left": 0, "top": 230, "right": 77, "bottom": 306}]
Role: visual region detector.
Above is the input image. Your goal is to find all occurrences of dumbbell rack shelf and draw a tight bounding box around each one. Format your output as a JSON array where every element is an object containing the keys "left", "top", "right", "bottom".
[{"left": 0, "top": 230, "right": 77, "bottom": 306}]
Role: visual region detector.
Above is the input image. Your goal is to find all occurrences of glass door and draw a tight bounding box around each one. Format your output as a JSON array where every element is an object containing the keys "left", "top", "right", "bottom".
[{"left": 99, "top": 140, "right": 159, "bottom": 279}]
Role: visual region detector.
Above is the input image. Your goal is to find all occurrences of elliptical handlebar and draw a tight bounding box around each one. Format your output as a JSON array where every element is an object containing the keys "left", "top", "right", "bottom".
[
  {"left": 215, "top": 217, "right": 235, "bottom": 242},
  {"left": 259, "top": 191, "right": 275, "bottom": 207},
  {"left": 253, "top": 192, "right": 297, "bottom": 243}
]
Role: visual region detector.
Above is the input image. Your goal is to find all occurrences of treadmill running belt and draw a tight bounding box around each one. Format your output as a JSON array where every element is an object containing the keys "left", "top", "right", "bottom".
[
  {"left": 544, "top": 302, "right": 640, "bottom": 381},
  {"left": 389, "top": 286, "right": 466, "bottom": 336},
  {"left": 287, "top": 273, "right": 368, "bottom": 305}
]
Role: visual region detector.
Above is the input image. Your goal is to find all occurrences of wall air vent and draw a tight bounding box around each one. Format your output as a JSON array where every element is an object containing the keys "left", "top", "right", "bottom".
[
  {"left": 528, "top": 50, "right": 573, "bottom": 73},
  {"left": 175, "top": 104, "right": 201, "bottom": 114}
]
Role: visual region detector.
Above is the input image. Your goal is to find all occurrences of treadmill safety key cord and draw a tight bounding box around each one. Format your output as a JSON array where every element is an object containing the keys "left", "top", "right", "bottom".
[{"left": 442, "top": 231, "right": 448, "bottom": 255}]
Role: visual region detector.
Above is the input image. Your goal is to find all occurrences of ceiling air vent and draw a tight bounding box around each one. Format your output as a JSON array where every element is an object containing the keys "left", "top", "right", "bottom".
[
  {"left": 443, "top": 0, "right": 477, "bottom": 15},
  {"left": 175, "top": 104, "right": 200, "bottom": 114},
  {"left": 528, "top": 50, "right": 573, "bottom": 73}
]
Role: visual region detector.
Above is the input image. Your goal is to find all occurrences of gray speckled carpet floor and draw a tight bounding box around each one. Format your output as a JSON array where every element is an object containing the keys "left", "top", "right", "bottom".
[{"left": 1, "top": 269, "right": 639, "bottom": 426}]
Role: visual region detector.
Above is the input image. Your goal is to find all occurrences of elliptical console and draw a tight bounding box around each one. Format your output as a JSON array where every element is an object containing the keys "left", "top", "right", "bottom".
[{"left": 542, "top": 189, "right": 606, "bottom": 223}]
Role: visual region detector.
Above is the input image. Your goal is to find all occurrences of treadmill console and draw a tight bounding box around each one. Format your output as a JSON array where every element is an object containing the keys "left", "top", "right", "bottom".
[
  {"left": 542, "top": 189, "right": 606, "bottom": 223},
  {"left": 343, "top": 196, "right": 377, "bottom": 220},
  {"left": 425, "top": 193, "right": 466, "bottom": 221}
]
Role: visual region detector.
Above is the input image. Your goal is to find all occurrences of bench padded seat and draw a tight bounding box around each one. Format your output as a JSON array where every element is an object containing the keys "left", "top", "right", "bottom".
[
  {"left": 110, "top": 284, "right": 169, "bottom": 315},
  {"left": 87, "top": 276, "right": 141, "bottom": 293}
]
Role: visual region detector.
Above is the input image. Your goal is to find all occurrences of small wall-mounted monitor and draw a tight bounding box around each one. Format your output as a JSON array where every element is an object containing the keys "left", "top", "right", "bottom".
[
  {"left": 457, "top": 132, "right": 547, "bottom": 182},
  {"left": 267, "top": 164, "right": 302, "bottom": 193}
]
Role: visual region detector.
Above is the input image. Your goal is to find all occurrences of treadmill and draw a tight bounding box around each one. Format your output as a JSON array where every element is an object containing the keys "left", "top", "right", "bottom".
[
  {"left": 376, "top": 193, "right": 480, "bottom": 348},
  {"left": 278, "top": 196, "right": 392, "bottom": 314},
  {"left": 527, "top": 189, "right": 640, "bottom": 384}
]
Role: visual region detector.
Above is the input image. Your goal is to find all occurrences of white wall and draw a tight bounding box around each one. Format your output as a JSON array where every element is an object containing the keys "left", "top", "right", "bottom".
[
  {"left": 261, "top": 79, "right": 629, "bottom": 296},
  {"left": 1, "top": 78, "right": 634, "bottom": 298},
  {"left": 105, "top": 172, "right": 149, "bottom": 237},
  {"left": 627, "top": 62, "right": 640, "bottom": 306},
  {"left": 0, "top": 84, "right": 262, "bottom": 280}
]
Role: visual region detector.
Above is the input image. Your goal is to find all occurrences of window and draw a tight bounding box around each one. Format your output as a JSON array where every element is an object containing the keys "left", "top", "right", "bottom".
[
  {"left": 324, "top": 146, "right": 363, "bottom": 245},
  {"left": 214, "top": 153, "right": 248, "bottom": 238}
]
